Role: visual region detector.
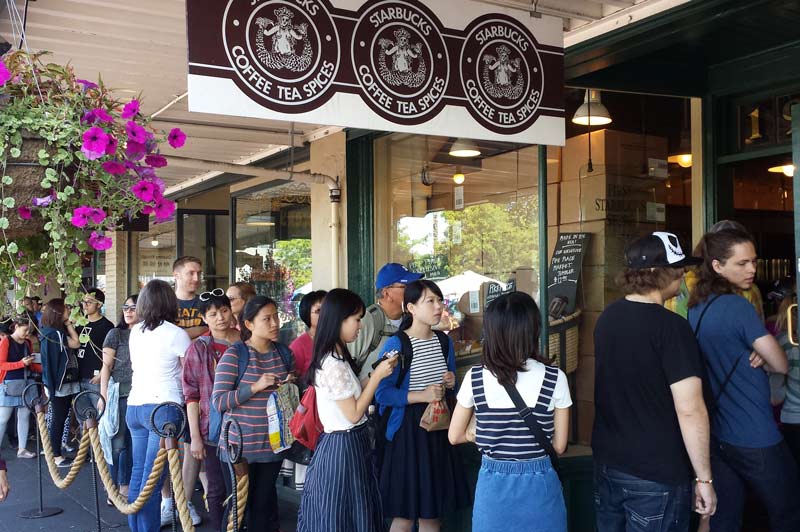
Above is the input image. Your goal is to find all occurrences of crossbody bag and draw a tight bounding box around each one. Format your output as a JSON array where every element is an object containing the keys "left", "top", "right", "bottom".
[
  {"left": 693, "top": 294, "right": 741, "bottom": 416},
  {"left": 501, "top": 382, "right": 561, "bottom": 474}
]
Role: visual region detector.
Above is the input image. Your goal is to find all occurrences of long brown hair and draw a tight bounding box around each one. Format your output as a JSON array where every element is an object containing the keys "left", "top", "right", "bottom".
[
  {"left": 482, "top": 292, "right": 547, "bottom": 386},
  {"left": 40, "top": 298, "right": 67, "bottom": 330},
  {"left": 688, "top": 229, "right": 754, "bottom": 308}
]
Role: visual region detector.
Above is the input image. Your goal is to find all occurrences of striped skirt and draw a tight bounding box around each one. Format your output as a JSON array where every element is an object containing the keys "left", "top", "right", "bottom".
[{"left": 297, "top": 422, "right": 386, "bottom": 532}]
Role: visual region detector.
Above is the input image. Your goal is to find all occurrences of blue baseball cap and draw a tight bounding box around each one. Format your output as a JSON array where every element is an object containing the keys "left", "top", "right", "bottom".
[{"left": 375, "top": 263, "right": 423, "bottom": 291}]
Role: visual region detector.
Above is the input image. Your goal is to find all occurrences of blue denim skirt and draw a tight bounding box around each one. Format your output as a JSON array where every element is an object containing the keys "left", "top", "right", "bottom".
[
  {"left": 472, "top": 455, "right": 566, "bottom": 532},
  {"left": 0, "top": 382, "right": 24, "bottom": 407}
]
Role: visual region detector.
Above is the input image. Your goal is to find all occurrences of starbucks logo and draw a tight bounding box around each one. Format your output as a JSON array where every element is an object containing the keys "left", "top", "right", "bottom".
[
  {"left": 352, "top": 0, "right": 449, "bottom": 124},
  {"left": 223, "top": 0, "right": 340, "bottom": 113},
  {"left": 460, "top": 15, "right": 545, "bottom": 134}
]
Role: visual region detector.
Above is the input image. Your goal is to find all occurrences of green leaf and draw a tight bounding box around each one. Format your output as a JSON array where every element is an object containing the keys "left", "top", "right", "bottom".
[
  {"left": 0, "top": 218, "right": 7, "bottom": 230},
  {"left": 7, "top": 242, "right": 18, "bottom": 254},
  {"left": 78, "top": 333, "right": 90, "bottom": 344},
  {"left": 37, "top": 149, "right": 49, "bottom": 159},
  {"left": 56, "top": 192, "right": 66, "bottom": 201},
  {"left": 9, "top": 148, "right": 20, "bottom": 158},
  {"left": 43, "top": 222, "right": 53, "bottom": 231},
  {"left": 1, "top": 175, "right": 12, "bottom": 185},
  {"left": 40, "top": 179, "right": 51, "bottom": 188},
  {"left": 2, "top": 197, "right": 15, "bottom": 209},
  {"left": 65, "top": 293, "right": 78, "bottom": 306},
  {"left": 45, "top": 168, "right": 57, "bottom": 179},
  {"left": 63, "top": 185, "right": 75, "bottom": 196}
]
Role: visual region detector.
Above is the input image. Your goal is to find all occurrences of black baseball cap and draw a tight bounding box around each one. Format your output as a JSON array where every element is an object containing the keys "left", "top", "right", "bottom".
[{"left": 625, "top": 232, "right": 702, "bottom": 269}]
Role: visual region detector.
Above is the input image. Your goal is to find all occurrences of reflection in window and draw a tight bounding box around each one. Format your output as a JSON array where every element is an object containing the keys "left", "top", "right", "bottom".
[
  {"left": 136, "top": 221, "right": 177, "bottom": 289},
  {"left": 234, "top": 182, "right": 312, "bottom": 343}
]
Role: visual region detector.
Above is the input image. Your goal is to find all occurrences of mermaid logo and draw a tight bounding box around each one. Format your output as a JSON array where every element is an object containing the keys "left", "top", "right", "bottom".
[
  {"left": 255, "top": 6, "right": 313, "bottom": 72},
  {"left": 378, "top": 28, "right": 426, "bottom": 88},
  {"left": 481, "top": 44, "right": 524, "bottom": 100}
]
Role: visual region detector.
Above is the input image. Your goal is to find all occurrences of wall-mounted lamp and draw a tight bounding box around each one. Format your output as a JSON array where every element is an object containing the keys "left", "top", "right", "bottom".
[
  {"left": 571, "top": 89, "right": 612, "bottom": 126},
  {"left": 449, "top": 138, "right": 481, "bottom": 158},
  {"left": 768, "top": 164, "right": 795, "bottom": 177},
  {"left": 453, "top": 167, "right": 465, "bottom": 185},
  {"left": 150, "top": 239, "right": 159, "bottom": 247}
]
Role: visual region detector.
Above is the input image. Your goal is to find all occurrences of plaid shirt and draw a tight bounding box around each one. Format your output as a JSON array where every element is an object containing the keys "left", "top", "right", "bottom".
[{"left": 181, "top": 333, "right": 228, "bottom": 443}]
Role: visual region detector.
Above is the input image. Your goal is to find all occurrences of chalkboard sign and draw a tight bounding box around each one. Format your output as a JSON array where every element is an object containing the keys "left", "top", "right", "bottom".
[
  {"left": 547, "top": 233, "right": 591, "bottom": 318},
  {"left": 408, "top": 254, "right": 449, "bottom": 280},
  {"left": 483, "top": 279, "right": 516, "bottom": 310}
]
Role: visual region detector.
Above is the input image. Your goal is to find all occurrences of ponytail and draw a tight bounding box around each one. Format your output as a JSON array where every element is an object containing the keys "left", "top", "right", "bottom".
[{"left": 399, "top": 280, "right": 444, "bottom": 331}]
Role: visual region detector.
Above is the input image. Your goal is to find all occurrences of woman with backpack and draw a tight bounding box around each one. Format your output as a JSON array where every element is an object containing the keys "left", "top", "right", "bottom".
[
  {"left": 211, "top": 295, "right": 296, "bottom": 532},
  {"left": 448, "top": 292, "right": 571, "bottom": 531},
  {"left": 39, "top": 299, "right": 81, "bottom": 468},
  {"left": 688, "top": 229, "right": 800, "bottom": 531},
  {"left": 297, "top": 288, "right": 398, "bottom": 532},
  {"left": 0, "top": 316, "right": 40, "bottom": 459},
  {"left": 375, "top": 280, "right": 469, "bottom": 532}
]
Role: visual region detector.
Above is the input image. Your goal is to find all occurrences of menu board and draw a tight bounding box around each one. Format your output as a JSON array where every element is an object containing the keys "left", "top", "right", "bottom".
[{"left": 547, "top": 232, "right": 591, "bottom": 318}]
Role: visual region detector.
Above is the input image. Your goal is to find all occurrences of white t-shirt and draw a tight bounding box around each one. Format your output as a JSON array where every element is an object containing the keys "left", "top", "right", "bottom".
[
  {"left": 315, "top": 354, "right": 365, "bottom": 432},
  {"left": 457, "top": 359, "right": 573, "bottom": 411},
  {"left": 127, "top": 322, "right": 192, "bottom": 406}
]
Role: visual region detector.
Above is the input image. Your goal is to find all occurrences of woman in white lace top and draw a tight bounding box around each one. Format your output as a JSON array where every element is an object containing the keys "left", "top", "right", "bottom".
[{"left": 297, "top": 289, "right": 397, "bottom": 532}]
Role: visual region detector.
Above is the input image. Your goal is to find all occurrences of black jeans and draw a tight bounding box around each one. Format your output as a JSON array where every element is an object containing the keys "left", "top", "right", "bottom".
[
  {"left": 48, "top": 395, "right": 73, "bottom": 457},
  {"left": 222, "top": 460, "right": 282, "bottom": 532},
  {"left": 780, "top": 423, "right": 800, "bottom": 466},
  {"left": 593, "top": 464, "right": 691, "bottom": 532},
  {"left": 711, "top": 438, "right": 800, "bottom": 532}
]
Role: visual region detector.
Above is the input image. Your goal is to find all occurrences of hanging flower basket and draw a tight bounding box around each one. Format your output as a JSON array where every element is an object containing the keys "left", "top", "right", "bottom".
[{"left": 0, "top": 51, "right": 188, "bottom": 321}]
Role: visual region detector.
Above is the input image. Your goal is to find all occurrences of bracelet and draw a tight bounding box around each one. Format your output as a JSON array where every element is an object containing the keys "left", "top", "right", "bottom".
[{"left": 695, "top": 477, "right": 713, "bottom": 484}]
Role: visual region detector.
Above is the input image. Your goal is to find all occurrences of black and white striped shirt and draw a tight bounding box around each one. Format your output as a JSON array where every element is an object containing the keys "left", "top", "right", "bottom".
[
  {"left": 471, "top": 364, "right": 559, "bottom": 460},
  {"left": 407, "top": 336, "right": 448, "bottom": 391}
]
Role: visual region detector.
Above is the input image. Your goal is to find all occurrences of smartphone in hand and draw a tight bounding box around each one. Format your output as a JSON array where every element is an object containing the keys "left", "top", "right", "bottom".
[{"left": 372, "top": 350, "right": 399, "bottom": 370}]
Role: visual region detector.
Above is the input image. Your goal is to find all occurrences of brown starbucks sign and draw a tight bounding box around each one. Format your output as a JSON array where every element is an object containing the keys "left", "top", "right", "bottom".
[{"left": 189, "top": 0, "right": 564, "bottom": 142}]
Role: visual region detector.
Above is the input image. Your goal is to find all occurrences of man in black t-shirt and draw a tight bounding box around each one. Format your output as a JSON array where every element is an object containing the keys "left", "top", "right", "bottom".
[
  {"left": 76, "top": 288, "right": 115, "bottom": 394},
  {"left": 593, "top": 232, "right": 716, "bottom": 531},
  {"left": 173, "top": 256, "right": 207, "bottom": 340}
]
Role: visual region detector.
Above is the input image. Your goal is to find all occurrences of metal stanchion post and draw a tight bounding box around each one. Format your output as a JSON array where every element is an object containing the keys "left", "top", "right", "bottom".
[
  {"left": 222, "top": 418, "right": 243, "bottom": 532},
  {"left": 19, "top": 383, "right": 63, "bottom": 519},
  {"left": 73, "top": 390, "right": 107, "bottom": 532},
  {"left": 150, "top": 402, "right": 187, "bottom": 532}
]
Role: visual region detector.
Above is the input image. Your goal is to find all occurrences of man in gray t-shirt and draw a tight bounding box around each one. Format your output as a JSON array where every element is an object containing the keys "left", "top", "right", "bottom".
[{"left": 348, "top": 263, "right": 422, "bottom": 381}]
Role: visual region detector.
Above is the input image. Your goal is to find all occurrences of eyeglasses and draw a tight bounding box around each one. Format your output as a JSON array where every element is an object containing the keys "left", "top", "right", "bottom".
[
  {"left": 199, "top": 288, "right": 225, "bottom": 301},
  {"left": 386, "top": 284, "right": 406, "bottom": 290},
  {"left": 122, "top": 305, "right": 137, "bottom": 312},
  {"left": 81, "top": 299, "right": 100, "bottom": 306}
]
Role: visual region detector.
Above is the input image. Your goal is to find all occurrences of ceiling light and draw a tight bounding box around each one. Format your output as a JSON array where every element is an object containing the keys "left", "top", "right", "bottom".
[
  {"left": 768, "top": 164, "right": 795, "bottom": 177},
  {"left": 245, "top": 214, "right": 276, "bottom": 226},
  {"left": 668, "top": 154, "right": 693, "bottom": 168},
  {"left": 453, "top": 168, "right": 465, "bottom": 185},
  {"left": 449, "top": 138, "right": 481, "bottom": 158},
  {"left": 150, "top": 239, "right": 159, "bottom": 247},
  {"left": 572, "top": 89, "right": 612, "bottom": 126}
]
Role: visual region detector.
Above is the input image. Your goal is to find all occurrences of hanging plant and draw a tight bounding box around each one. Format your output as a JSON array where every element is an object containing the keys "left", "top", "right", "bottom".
[{"left": 0, "top": 51, "right": 187, "bottom": 321}]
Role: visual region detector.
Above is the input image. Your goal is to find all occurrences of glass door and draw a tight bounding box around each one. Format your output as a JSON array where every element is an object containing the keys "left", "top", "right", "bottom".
[{"left": 177, "top": 209, "right": 230, "bottom": 291}]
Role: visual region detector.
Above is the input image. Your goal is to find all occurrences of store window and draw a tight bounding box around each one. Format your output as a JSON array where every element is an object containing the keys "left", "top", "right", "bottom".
[
  {"left": 232, "top": 182, "right": 312, "bottom": 343},
  {"left": 178, "top": 210, "right": 230, "bottom": 290},
  {"left": 133, "top": 219, "right": 177, "bottom": 290},
  {"left": 374, "top": 134, "right": 550, "bottom": 356}
]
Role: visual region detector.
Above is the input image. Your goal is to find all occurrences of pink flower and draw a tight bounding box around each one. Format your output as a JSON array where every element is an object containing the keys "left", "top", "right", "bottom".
[
  {"left": 92, "top": 109, "right": 114, "bottom": 123},
  {"left": 131, "top": 180, "right": 158, "bottom": 202},
  {"left": 105, "top": 135, "right": 118, "bottom": 156},
  {"left": 0, "top": 61, "right": 10, "bottom": 86},
  {"left": 121, "top": 100, "right": 140, "bottom": 119},
  {"left": 101, "top": 161, "right": 126, "bottom": 175},
  {"left": 153, "top": 196, "right": 176, "bottom": 221},
  {"left": 88, "top": 231, "right": 113, "bottom": 251},
  {"left": 125, "top": 121, "right": 147, "bottom": 144},
  {"left": 88, "top": 207, "right": 107, "bottom": 224},
  {"left": 145, "top": 154, "right": 167, "bottom": 168},
  {"left": 70, "top": 205, "right": 94, "bottom": 228},
  {"left": 17, "top": 206, "right": 32, "bottom": 220},
  {"left": 125, "top": 141, "right": 146, "bottom": 161},
  {"left": 81, "top": 127, "right": 110, "bottom": 160},
  {"left": 168, "top": 128, "right": 186, "bottom": 149}
]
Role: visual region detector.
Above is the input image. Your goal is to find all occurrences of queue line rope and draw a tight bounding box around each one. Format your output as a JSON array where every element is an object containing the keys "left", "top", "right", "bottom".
[{"left": 34, "top": 409, "right": 248, "bottom": 532}]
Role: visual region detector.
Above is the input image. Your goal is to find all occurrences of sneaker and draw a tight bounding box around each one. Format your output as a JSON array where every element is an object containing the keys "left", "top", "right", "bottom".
[
  {"left": 187, "top": 502, "right": 202, "bottom": 526},
  {"left": 160, "top": 498, "right": 174, "bottom": 528},
  {"left": 17, "top": 449, "right": 35, "bottom": 459},
  {"left": 54, "top": 457, "right": 72, "bottom": 468}
]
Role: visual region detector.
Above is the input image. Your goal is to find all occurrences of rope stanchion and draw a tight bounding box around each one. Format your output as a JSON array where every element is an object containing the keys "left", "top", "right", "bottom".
[
  {"left": 227, "top": 473, "right": 248, "bottom": 532},
  {"left": 73, "top": 390, "right": 107, "bottom": 532},
  {"left": 35, "top": 409, "right": 91, "bottom": 488},
  {"left": 150, "top": 401, "right": 194, "bottom": 532},
  {"left": 222, "top": 418, "right": 248, "bottom": 532}
]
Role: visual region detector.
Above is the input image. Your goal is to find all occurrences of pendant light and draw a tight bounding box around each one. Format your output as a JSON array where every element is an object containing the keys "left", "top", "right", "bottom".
[
  {"left": 449, "top": 138, "right": 481, "bottom": 158},
  {"left": 453, "top": 167, "right": 465, "bottom": 185},
  {"left": 668, "top": 100, "right": 692, "bottom": 168},
  {"left": 571, "top": 89, "right": 612, "bottom": 126},
  {"left": 768, "top": 164, "right": 795, "bottom": 177}
]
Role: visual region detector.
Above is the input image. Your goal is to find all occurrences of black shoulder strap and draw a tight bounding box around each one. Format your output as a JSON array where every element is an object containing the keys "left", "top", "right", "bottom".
[
  {"left": 395, "top": 330, "right": 413, "bottom": 388},
  {"left": 367, "top": 306, "right": 385, "bottom": 355},
  {"left": 692, "top": 294, "right": 741, "bottom": 412},
  {"left": 433, "top": 330, "right": 449, "bottom": 365},
  {"left": 502, "top": 381, "right": 559, "bottom": 468}
]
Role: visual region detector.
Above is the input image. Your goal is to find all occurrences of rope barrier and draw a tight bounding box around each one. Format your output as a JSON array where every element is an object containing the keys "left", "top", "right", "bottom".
[{"left": 33, "top": 395, "right": 248, "bottom": 530}]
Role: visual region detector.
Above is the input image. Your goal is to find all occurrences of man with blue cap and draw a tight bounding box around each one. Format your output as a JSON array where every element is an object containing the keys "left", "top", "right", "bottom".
[{"left": 347, "top": 262, "right": 422, "bottom": 381}]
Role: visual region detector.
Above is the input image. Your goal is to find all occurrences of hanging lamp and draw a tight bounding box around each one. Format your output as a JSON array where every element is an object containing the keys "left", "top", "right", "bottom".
[{"left": 572, "top": 89, "right": 612, "bottom": 126}]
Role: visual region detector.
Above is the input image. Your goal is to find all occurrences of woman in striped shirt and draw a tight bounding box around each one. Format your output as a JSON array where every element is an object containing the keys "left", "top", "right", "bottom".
[
  {"left": 449, "top": 292, "right": 572, "bottom": 532},
  {"left": 375, "top": 280, "right": 470, "bottom": 532},
  {"left": 297, "top": 288, "right": 398, "bottom": 531},
  {"left": 211, "top": 295, "right": 295, "bottom": 532}
]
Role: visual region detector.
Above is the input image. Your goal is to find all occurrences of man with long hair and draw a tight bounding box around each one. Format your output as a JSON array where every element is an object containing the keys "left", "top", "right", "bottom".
[{"left": 593, "top": 232, "right": 716, "bottom": 531}]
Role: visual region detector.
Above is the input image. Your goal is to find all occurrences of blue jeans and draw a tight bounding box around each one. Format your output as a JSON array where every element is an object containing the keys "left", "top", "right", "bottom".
[
  {"left": 126, "top": 403, "right": 181, "bottom": 532},
  {"left": 594, "top": 465, "right": 691, "bottom": 532},
  {"left": 710, "top": 438, "right": 800, "bottom": 532},
  {"left": 473, "top": 455, "right": 566, "bottom": 532},
  {"left": 109, "top": 396, "right": 132, "bottom": 487}
]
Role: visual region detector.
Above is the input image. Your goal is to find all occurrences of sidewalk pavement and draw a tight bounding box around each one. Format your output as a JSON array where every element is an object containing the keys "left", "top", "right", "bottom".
[{"left": 0, "top": 443, "right": 300, "bottom": 532}]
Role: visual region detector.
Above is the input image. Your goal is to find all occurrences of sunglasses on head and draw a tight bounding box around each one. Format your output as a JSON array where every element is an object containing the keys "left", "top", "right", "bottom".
[{"left": 199, "top": 288, "right": 225, "bottom": 301}]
